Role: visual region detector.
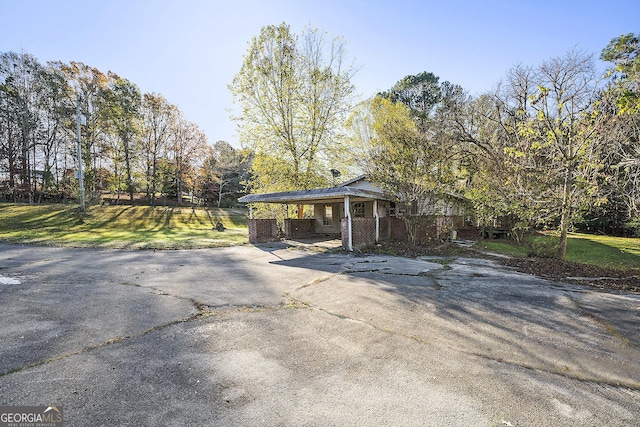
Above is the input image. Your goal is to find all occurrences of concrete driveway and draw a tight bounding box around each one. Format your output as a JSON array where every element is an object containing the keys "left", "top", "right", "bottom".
[{"left": 0, "top": 242, "right": 638, "bottom": 426}]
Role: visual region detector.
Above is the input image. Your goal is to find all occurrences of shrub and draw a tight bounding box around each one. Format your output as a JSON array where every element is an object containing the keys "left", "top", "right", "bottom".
[{"left": 528, "top": 235, "right": 560, "bottom": 258}]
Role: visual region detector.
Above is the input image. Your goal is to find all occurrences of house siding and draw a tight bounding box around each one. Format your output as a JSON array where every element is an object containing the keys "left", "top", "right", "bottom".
[{"left": 314, "top": 203, "right": 341, "bottom": 235}]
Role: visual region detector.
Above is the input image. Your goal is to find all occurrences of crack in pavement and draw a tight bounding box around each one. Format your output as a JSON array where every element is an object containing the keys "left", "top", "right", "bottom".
[
  {"left": 0, "top": 279, "right": 280, "bottom": 379},
  {"left": 568, "top": 295, "right": 636, "bottom": 349},
  {"left": 0, "top": 313, "right": 200, "bottom": 378},
  {"left": 279, "top": 257, "right": 640, "bottom": 391},
  {"left": 285, "top": 293, "right": 640, "bottom": 392},
  {"left": 0, "top": 300, "right": 278, "bottom": 378},
  {"left": 470, "top": 350, "right": 640, "bottom": 391}
]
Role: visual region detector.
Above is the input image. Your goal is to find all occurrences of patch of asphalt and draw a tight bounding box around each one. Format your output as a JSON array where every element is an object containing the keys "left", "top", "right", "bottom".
[
  {"left": 341, "top": 255, "right": 444, "bottom": 275},
  {"left": 0, "top": 273, "right": 20, "bottom": 285},
  {"left": 2, "top": 308, "right": 639, "bottom": 426},
  {"left": 0, "top": 243, "right": 339, "bottom": 376},
  {"left": 1, "top": 244, "right": 640, "bottom": 425},
  {"left": 0, "top": 276, "right": 197, "bottom": 376},
  {"left": 289, "top": 256, "right": 640, "bottom": 390}
]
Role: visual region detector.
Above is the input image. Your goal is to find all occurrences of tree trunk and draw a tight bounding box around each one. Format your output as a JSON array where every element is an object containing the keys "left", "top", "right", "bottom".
[
  {"left": 403, "top": 216, "right": 419, "bottom": 246},
  {"left": 217, "top": 181, "right": 225, "bottom": 208},
  {"left": 123, "top": 136, "right": 134, "bottom": 202},
  {"left": 557, "top": 168, "right": 572, "bottom": 260},
  {"left": 151, "top": 151, "right": 157, "bottom": 207}
]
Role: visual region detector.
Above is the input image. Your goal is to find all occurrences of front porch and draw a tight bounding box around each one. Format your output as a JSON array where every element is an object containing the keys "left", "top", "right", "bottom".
[
  {"left": 239, "top": 177, "right": 392, "bottom": 251},
  {"left": 243, "top": 198, "right": 389, "bottom": 251},
  {"left": 239, "top": 176, "right": 469, "bottom": 251}
]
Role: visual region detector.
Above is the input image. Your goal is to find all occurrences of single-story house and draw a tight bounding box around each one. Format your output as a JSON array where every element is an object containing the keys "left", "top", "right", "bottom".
[{"left": 238, "top": 175, "right": 468, "bottom": 251}]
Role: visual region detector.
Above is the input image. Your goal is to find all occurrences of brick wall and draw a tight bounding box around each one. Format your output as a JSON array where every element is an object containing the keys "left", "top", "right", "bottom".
[
  {"left": 284, "top": 219, "right": 316, "bottom": 237},
  {"left": 352, "top": 217, "right": 376, "bottom": 249},
  {"left": 384, "top": 215, "right": 464, "bottom": 243},
  {"left": 248, "top": 219, "right": 279, "bottom": 243},
  {"left": 341, "top": 217, "right": 376, "bottom": 250}
]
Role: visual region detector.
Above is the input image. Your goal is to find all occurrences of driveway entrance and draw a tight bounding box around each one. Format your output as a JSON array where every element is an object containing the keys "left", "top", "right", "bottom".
[{"left": 0, "top": 243, "right": 638, "bottom": 425}]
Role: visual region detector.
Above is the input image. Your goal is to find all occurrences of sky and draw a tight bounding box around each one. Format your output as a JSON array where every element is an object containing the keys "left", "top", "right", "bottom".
[{"left": 2, "top": 0, "right": 638, "bottom": 147}]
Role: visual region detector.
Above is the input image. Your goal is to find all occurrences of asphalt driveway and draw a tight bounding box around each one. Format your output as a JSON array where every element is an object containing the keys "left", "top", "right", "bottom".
[{"left": 0, "top": 243, "right": 638, "bottom": 426}]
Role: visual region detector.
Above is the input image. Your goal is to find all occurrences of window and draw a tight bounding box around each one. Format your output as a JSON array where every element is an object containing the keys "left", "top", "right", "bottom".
[
  {"left": 323, "top": 205, "right": 333, "bottom": 226},
  {"left": 353, "top": 202, "right": 365, "bottom": 218},
  {"left": 388, "top": 202, "right": 396, "bottom": 217}
]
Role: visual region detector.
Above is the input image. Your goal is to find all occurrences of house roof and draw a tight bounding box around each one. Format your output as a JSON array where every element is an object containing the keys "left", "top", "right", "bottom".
[
  {"left": 238, "top": 183, "right": 392, "bottom": 205},
  {"left": 238, "top": 174, "right": 467, "bottom": 205},
  {"left": 339, "top": 174, "right": 369, "bottom": 186}
]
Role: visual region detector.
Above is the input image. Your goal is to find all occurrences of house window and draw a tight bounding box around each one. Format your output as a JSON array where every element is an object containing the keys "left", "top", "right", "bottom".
[
  {"left": 388, "top": 202, "right": 396, "bottom": 217},
  {"left": 323, "top": 205, "right": 333, "bottom": 226},
  {"left": 353, "top": 202, "right": 365, "bottom": 218}
]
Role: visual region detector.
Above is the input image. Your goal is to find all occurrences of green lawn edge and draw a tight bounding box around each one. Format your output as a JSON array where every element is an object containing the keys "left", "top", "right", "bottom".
[
  {"left": 0, "top": 203, "right": 249, "bottom": 250},
  {"left": 475, "top": 233, "right": 640, "bottom": 271}
]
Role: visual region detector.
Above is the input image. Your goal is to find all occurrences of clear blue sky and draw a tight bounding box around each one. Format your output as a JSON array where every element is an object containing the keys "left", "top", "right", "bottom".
[{"left": 2, "top": 0, "right": 638, "bottom": 147}]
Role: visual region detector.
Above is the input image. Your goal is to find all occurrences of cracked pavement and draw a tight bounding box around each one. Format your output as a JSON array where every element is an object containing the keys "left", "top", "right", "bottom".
[{"left": 0, "top": 242, "right": 639, "bottom": 426}]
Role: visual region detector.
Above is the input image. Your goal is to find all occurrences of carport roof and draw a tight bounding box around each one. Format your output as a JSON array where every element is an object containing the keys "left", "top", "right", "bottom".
[{"left": 238, "top": 186, "right": 393, "bottom": 204}]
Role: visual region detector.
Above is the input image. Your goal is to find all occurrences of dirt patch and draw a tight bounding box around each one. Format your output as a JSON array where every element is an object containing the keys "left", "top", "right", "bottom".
[
  {"left": 365, "top": 240, "right": 471, "bottom": 258},
  {"left": 500, "top": 257, "right": 640, "bottom": 293}
]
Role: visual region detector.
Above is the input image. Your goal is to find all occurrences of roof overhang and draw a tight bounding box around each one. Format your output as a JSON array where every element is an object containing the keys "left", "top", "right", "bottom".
[{"left": 238, "top": 186, "right": 393, "bottom": 205}]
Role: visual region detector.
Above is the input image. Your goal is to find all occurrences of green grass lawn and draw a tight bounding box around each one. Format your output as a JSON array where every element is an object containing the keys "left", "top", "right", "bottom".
[
  {"left": 0, "top": 203, "right": 249, "bottom": 249},
  {"left": 476, "top": 232, "right": 640, "bottom": 271}
]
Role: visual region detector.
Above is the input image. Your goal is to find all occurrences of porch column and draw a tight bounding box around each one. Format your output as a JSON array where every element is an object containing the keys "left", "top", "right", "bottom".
[
  {"left": 374, "top": 199, "right": 379, "bottom": 243},
  {"left": 344, "top": 195, "right": 352, "bottom": 251}
]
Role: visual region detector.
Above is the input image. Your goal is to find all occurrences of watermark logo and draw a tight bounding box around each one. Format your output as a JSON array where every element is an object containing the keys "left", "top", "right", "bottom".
[{"left": 0, "top": 406, "right": 63, "bottom": 427}]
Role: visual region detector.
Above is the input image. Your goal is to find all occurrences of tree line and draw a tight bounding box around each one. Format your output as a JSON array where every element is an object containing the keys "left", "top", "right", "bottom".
[
  {"left": 356, "top": 35, "right": 640, "bottom": 258},
  {"left": 0, "top": 52, "right": 248, "bottom": 207},
  {"left": 4, "top": 26, "right": 639, "bottom": 259},
  {"left": 231, "top": 25, "right": 639, "bottom": 259}
]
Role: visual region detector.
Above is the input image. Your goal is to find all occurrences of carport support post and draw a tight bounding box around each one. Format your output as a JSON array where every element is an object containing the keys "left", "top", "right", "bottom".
[
  {"left": 374, "top": 199, "right": 379, "bottom": 243},
  {"left": 344, "top": 195, "right": 352, "bottom": 251}
]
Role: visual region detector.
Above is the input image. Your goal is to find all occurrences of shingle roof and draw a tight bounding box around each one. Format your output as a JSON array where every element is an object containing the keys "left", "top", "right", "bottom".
[{"left": 238, "top": 185, "right": 391, "bottom": 204}]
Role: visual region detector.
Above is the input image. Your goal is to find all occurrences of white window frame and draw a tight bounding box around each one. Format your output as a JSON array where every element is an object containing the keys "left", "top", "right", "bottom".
[
  {"left": 323, "top": 204, "right": 333, "bottom": 226},
  {"left": 353, "top": 202, "right": 365, "bottom": 218}
]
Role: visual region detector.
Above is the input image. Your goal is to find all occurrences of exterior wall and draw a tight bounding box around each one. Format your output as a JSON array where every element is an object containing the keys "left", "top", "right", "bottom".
[
  {"left": 382, "top": 215, "right": 464, "bottom": 243},
  {"left": 346, "top": 179, "right": 379, "bottom": 192},
  {"left": 377, "top": 201, "right": 390, "bottom": 218},
  {"left": 314, "top": 203, "right": 341, "bottom": 235},
  {"left": 416, "top": 197, "right": 467, "bottom": 217},
  {"left": 248, "top": 219, "right": 279, "bottom": 243},
  {"left": 387, "top": 217, "right": 409, "bottom": 241},
  {"left": 284, "top": 218, "right": 316, "bottom": 237},
  {"left": 379, "top": 216, "right": 390, "bottom": 240},
  {"left": 365, "top": 201, "right": 374, "bottom": 217}
]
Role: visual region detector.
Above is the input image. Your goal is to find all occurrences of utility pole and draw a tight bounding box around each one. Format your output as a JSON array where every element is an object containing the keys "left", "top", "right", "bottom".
[{"left": 76, "top": 94, "right": 85, "bottom": 212}]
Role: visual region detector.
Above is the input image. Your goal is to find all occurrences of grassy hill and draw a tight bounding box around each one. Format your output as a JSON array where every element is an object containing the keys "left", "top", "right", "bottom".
[{"left": 0, "top": 203, "right": 249, "bottom": 249}]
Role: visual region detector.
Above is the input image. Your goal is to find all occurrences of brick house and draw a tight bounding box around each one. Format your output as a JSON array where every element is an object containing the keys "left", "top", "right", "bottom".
[{"left": 238, "top": 175, "right": 468, "bottom": 251}]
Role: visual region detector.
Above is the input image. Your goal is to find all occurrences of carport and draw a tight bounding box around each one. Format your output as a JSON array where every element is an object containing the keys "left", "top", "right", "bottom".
[{"left": 238, "top": 177, "right": 394, "bottom": 251}]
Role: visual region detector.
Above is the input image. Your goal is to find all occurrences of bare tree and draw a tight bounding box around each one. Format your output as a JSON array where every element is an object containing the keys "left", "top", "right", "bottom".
[
  {"left": 457, "top": 51, "right": 606, "bottom": 258},
  {"left": 230, "top": 23, "right": 356, "bottom": 195},
  {"left": 168, "top": 116, "right": 207, "bottom": 205},
  {"left": 529, "top": 50, "right": 606, "bottom": 258},
  {"left": 140, "top": 93, "right": 177, "bottom": 206}
]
